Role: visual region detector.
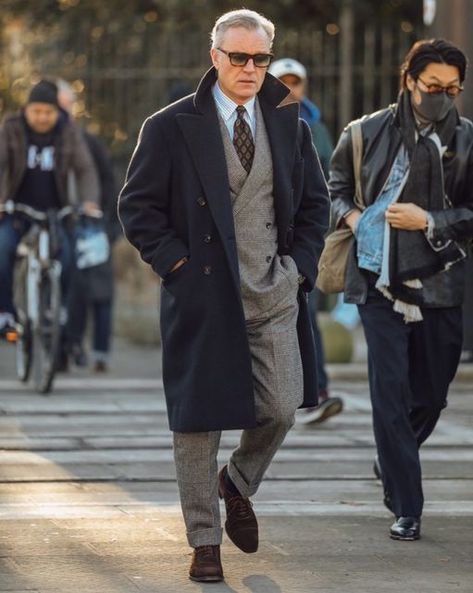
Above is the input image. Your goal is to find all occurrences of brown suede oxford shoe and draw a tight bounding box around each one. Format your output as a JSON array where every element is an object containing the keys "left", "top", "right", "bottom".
[
  {"left": 189, "top": 545, "right": 223, "bottom": 582},
  {"left": 218, "top": 465, "right": 258, "bottom": 553}
]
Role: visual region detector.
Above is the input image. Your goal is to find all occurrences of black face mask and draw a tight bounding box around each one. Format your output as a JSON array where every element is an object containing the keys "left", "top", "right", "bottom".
[{"left": 412, "top": 88, "right": 454, "bottom": 123}]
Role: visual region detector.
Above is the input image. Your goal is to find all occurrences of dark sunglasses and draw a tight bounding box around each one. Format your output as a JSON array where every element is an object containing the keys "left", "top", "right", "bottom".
[{"left": 216, "top": 47, "right": 273, "bottom": 68}]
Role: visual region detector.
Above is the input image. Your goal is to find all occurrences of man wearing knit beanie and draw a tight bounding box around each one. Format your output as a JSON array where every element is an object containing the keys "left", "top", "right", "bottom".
[
  {"left": 28, "top": 79, "right": 60, "bottom": 107},
  {"left": 0, "top": 78, "right": 100, "bottom": 337}
]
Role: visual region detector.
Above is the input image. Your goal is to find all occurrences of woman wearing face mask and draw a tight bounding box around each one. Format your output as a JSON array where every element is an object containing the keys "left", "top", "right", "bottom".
[{"left": 328, "top": 39, "right": 473, "bottom": 541}]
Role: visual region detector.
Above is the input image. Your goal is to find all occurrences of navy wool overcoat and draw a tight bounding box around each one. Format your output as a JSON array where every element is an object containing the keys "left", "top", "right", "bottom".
[{"left": 119, "top": 68, "right": 330, "bottom": 432}]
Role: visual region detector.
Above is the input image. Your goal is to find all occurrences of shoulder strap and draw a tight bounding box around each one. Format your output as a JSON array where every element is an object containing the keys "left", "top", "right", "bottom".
[{"left": 350, "top": 120, "right": 364, "bottom": 211}]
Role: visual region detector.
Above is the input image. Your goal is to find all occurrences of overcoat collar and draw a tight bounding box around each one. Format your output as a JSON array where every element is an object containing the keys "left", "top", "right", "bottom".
[
  {"left": 176, "top": 67, "right": 300, "bottom": 288},
  {"left": 192, "top": 67, "right": 292, "bottom": 114}
]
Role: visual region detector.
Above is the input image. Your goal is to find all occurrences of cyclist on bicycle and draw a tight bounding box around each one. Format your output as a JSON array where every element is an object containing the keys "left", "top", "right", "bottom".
[{"left": 0, "top": 79, "right": 100, "bottom": 337}]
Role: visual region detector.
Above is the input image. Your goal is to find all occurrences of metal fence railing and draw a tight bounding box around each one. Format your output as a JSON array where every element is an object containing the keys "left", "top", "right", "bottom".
[{"left": 0, "top": 20, "right": 420, "bottom": 177}]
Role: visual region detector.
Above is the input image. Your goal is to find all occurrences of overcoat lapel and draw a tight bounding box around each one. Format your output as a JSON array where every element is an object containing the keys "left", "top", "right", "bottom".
[
  {"left": 258, "top": 84, "right": 300, "bottom": 233},
  {"left": 176, "top": 68, "right": 297, "bottom": 284},
  {"left": 176, "top": 111, "right": 240, "bottom": 288}
]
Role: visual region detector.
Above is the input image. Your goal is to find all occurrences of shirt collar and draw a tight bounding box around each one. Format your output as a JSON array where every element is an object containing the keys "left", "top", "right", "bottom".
[{"left": 212, "top": 81, "right": 256, "bottom": 123}]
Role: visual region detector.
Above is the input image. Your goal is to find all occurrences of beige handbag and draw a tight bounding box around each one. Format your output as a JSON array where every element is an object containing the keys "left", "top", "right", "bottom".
[{"left": 316, "top": 120, "right": 365, "bottom": 294}]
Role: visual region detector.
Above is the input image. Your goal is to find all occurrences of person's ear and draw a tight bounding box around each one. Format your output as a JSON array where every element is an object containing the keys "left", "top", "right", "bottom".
[
  {"left": 210, "top": 48, "right": 219, "bottom": 70},
  {"left": 406, "top": 74, "right": 416, "bottom": 92}
]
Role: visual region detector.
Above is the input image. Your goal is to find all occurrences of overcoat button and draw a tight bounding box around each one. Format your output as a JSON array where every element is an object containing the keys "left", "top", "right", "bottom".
[
  {"left": 266, "top": 222, "right": 272, "bottom": 229},
  {"left": 203, "top": 265, "right": 212, "bottom": 275},
  {"left": 204, "top": 234, "right": 212, "bottom": 243},
  {"left": 197, "top": 197, "right": 207, "bottom": 207},
  {"left": 266, "top": 255, "right": 272, "bottom": 263}
]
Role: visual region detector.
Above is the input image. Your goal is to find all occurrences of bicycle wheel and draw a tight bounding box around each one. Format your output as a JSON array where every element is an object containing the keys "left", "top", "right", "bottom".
[
  {"left": 12, "top": 256, "right": 32, "bottom": 382},
  {"left": 16, "top": 319, "right": 32, "bottom": 382},
  {"left": 32, "top": 267, "right": 62, "bottom": 394}
]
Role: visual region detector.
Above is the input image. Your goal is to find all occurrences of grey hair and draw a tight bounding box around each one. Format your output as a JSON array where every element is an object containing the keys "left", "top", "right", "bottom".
[{"left": 210, "top": 9, "right": 275, "bottom": 49}]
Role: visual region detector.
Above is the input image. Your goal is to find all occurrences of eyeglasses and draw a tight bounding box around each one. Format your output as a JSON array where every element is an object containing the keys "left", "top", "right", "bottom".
[
  {"left": 416, "top": 76, "right": 463, "bottom": 98},
  {"left": 216, "top": 48, "right": 273, "bottom": 68}
]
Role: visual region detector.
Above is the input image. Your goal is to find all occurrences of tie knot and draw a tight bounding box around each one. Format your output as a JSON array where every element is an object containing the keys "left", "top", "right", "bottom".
[{"left": 236, "top": 105, "right": 246, "bottom": 117}]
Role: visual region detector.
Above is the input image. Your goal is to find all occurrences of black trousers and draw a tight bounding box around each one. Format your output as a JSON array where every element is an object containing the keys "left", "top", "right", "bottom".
[{"left": 358, "top": 288, "right": 462, "bottom": 518}]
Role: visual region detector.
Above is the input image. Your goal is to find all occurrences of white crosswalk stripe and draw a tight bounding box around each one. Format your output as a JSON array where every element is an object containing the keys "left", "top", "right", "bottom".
[{"left": 0, "top": 377, "right": 472, "bottom": 519}]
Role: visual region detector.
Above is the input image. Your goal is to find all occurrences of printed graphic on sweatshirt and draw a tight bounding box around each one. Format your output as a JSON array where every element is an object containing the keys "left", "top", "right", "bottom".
[{"left": 27, "top": 145, "right": 55, "bottom": 171}]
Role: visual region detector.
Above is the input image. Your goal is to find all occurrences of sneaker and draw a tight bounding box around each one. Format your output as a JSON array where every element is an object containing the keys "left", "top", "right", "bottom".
[
  {"left": 297, "top": 395, "right": 344, "bottom": 425},
  {"left": 94, "top": 360, "right": 108, "bottom": 373},
  {"left": 0, "top": 312, "right": 17, "bottom": 341}
]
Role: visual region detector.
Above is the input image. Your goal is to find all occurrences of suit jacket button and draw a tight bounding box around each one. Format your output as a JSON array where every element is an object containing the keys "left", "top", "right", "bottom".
[
  {"left": 204, "top": 234, "right": 212, "bottom": 243},
  {"left": 203, "top": 265, "right": 212, "bottom": 275},
  {"left": 266, "top": 255, "right": 272, "bottom": 263},
  {"left": 197, "top": 197, "right": 207, "bottom": 207},
  {"left": 266, "top": 222, "right": 272, "bottom": 229}
]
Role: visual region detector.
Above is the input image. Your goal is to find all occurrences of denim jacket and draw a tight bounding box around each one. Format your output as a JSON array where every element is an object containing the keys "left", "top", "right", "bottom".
[{"left": 355, "top": 146, "right": 409, "bottom": 274}]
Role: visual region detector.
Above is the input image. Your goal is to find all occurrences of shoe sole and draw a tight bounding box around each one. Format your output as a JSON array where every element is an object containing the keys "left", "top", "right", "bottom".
[
  {"left": 189, "top": 575, "right": 224, "bottom": 582},
  {"left": 389, "top": 533, "right": 420, "bottom": 541},
  {"left": 297, "top": 400, "right": 344, "bottom": 425}
]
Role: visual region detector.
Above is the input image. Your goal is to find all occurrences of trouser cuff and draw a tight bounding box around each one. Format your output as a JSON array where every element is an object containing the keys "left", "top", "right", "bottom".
[
  {"left": 187, "top": 527, "right": 223, "bottom": 548},
  {"left": 227, "top": 462, "right": 257, "bottom": 498}
]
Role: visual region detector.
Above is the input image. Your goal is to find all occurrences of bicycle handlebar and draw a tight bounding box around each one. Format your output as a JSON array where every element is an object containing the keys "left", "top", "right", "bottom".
[{"left": 0, "top": 201, "right": 102, "bottom": 221}]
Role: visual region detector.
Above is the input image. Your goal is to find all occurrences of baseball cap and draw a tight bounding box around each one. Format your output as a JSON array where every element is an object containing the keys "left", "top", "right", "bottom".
[{"left": 269, "top": 58, "right": 307, "bottom": 80}]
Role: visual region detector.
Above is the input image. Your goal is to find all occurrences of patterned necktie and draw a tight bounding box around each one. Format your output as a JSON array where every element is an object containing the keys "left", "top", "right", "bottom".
[{"left": 233, "top": 105, "right": 254, "bottom": 174}]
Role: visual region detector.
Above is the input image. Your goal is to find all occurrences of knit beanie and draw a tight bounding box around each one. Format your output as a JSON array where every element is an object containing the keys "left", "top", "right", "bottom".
[{"left": 27, "top": 80, "right": 59, "bottom": 106}]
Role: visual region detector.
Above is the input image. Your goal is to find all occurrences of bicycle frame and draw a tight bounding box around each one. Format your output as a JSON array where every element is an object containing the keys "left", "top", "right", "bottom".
[{"left": 1, "top": 201, "right": 72, "bottom": 393}]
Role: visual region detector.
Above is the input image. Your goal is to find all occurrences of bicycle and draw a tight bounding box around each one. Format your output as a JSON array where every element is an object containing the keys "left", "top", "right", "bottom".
[{"left": 0, "top": 201, "right": 73, "bottom": 393}]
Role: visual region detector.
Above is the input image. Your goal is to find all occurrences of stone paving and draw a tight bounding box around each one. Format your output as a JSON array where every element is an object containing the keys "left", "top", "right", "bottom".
[{"left": 0, "top": 338, "right": 472, "bottom": 592}]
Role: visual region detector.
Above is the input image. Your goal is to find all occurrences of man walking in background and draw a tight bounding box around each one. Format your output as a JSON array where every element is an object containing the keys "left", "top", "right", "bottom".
[
  {"left": 269, "top": 57, "right": 333, "bottom": 177},
  {"left": 269, "top": 57, "right": 343, "bottom": 425},
  {"left": 329, "top": 39, "right": 473, "bottom": 541},
  {"left": 57, "top": 80, "right": 119, "bottom": 372},
  {"left": 119, "top": 9, "right": 329, "bottom": 582}
]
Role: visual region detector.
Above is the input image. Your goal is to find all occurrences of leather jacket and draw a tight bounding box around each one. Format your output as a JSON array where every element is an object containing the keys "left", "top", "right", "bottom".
[{"left": 328, "top": 103, "right": 473, "bottom": 307}]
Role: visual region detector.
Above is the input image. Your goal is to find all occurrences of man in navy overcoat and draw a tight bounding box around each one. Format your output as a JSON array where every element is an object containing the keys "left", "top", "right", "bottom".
[{"left": 119, "top": 8, "right": 329, "bottom": 582}]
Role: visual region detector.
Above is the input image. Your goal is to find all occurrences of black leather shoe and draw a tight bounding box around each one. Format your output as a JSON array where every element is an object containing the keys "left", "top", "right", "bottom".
[
  {"left": 390, "top": 516, "right": 421, "bottom": 541},
  {"left": 189, "top": 545, "right": 223, "bottom": 582},
  {"left": 218, "top": 465, "right": 258, "bottom": 553}
]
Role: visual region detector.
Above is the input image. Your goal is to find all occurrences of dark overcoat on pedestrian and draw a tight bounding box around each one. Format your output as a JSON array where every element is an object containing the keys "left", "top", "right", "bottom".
[{"left": 119, "top": 68, "right": 329, "bottom": 432}]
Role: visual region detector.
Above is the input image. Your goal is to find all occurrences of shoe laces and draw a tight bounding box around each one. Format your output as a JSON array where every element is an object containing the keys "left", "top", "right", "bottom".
[
  {"left": 226, "top": 495, "right": 253, "bottom": 519},
  {"left": 196, "top": 545, "right": 217, "bottom": 559}
]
